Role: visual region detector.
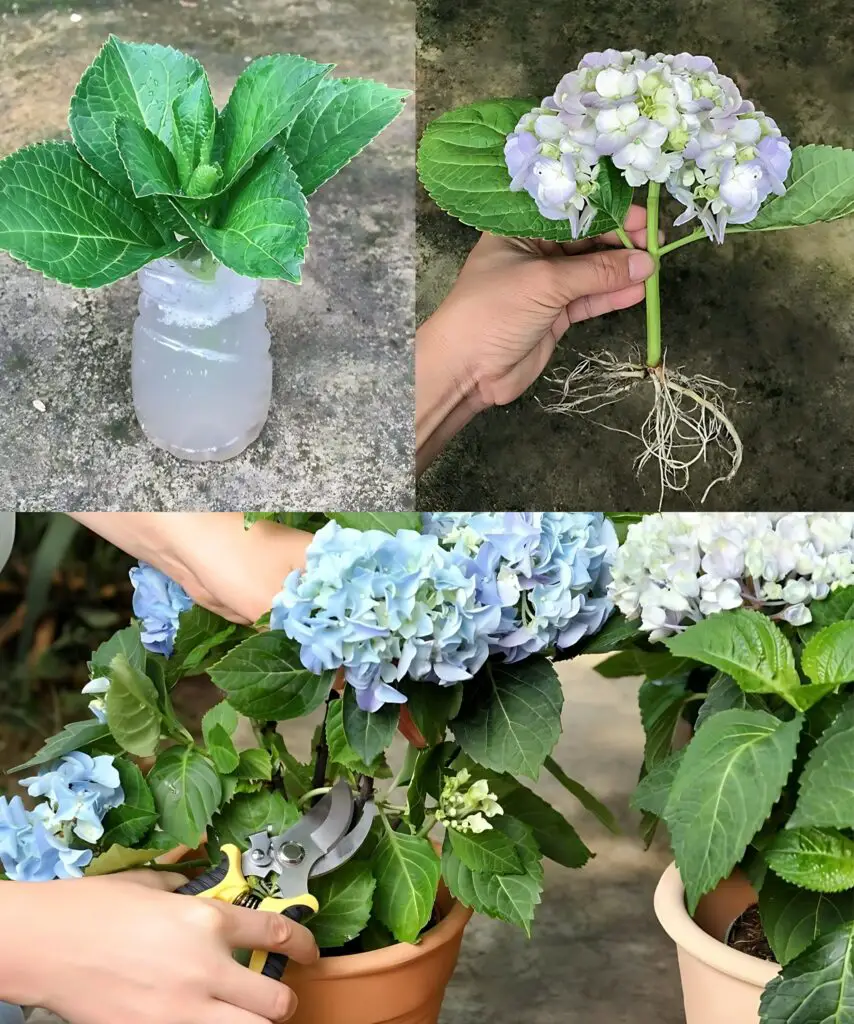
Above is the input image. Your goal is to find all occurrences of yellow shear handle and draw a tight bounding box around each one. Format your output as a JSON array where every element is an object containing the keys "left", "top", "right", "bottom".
[{"left": 247, "top": 895, "right": 320, "bottom": 975}]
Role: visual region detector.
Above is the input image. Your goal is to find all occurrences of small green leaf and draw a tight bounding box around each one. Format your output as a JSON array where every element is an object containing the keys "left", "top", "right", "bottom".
[
  {"left": 695, "top": 674, "right": 766, "bottom": 730},
  {"left": 170, "top": 70, "right": 216, "bottom": 185},
  {"left": 448, "top": 826, "right": 524, "bottom": 875},
  {"left": 328, "top": 512, "right": 422, "bottom": 534},
  {"left": 209, "top": 632, "right": 332, "bottom": 720},
  {"left": 115, "top": 117, "right": 183, "bottom": 198},
  {"left": 173, "top": 147, "right": 309, "bottom": 281},
  {"left": 69, "top": 36, "right": 204, "bottom": 193},
  {"left": 496, "top": 784, "right": 591, "bottom": 869},
  {"left": 326, "top": 698, "right": 386, "bottom": 775},
  {"left": 630, "top": 750, "right": 685, "bottom": 818},
  {"left": 308, "top": 860, "right": 376, "bottom": 948},
  {"left": 663, "top": 708, "right": 803, "bottom": 912},
  {"left": 213, "top": 790, "right": 299, "bottom": 850},
  {"left": 147, "top": 747, "right": 222, "bottom": 847},
  {"left": 638, "top": 675, "right": 691, "bottom": 770},
  {"left": 284, "top": 77, "right": 409, "bottom": 196},
  {"left": 91, "top": 624, "right": 146, "bottom": 676},
  {"left": 747, "top": 145, "right": 854, "bottom": 231},
  {"left": 207, "top": 723, "right": 240, "bottom": 774},
  {"left": 799, "top": 586, "right": 854, "bottom": 642},
  {"left": 767, "top": 828, "right": 854, "bottom": 892},
  {"left": 186, "top": 163, "right": 222, "bottom": 197},
  {"left": 170, "top": 606, "right": 239, "bottom": 683},
  {"left": 201, "top": 701, "right": 239, "bottom": 746},
  {"left": 789, "top": 696, "right": 854, "bottom": 830},
  {"left": 406, "top": 743, "right": 450, "bottom": 830},
  {"left": 576, "top": 612, "right": 641, "bottom": 654},
  {"left": 452, "top": 657, "right": 563, "bottom": 780},
  {"left": 759, "top": 872, "right": 854, "bottom": 965},
  {"left": 594, "top": 649, "right": 688, "bottom": 679},
  {"left": 11, "top": 720, "right": 113, "bottom": 772},
  {"left": 342, "top": 687, "right": 399, "bottom": 766},
  {"left": 398, "top": 678, "right": 461, "bottom": 746},
  {"left": 801, "top": 622, "right": 854, "bottom": 688},
  {"left": 218, "top": 53, "right": 333, "bottom": 186},
  {"left": 418, "top": 99, "right": 621, "bottom": 241},
  {"left": 230, "top": 748, "right": 273, "bottom": 781},
  {"left": 760, "top": 921, "right": 854, "bottom": 1023},
  {"left": 666, "top": 610, "right": 804, "bottom": 708},
  {"left": 0, "top": 142, "right": 179, "bottom": 287},
  {"left": 592, "top": 157, "right": 633, "bottom": 234},
  {"left": 372, "top": 828, "right": 441, "bottom": 944},
  {"left": 101, "top": 758, "right": 157, "bottom": 848},
  {"left": 85, "top": 845, "right": 164, "bottom": 876},
  {"left": 105, "top": 653, "right": 163, "bottom": 757}
]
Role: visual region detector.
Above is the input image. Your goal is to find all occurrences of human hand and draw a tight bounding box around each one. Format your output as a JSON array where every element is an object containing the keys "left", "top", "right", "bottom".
[
  {"left": 70, "top": 513, "right": 313, "bottom": 625},
  {"left": 2, "top": 869, "right": 318, "bottom": 1024},
  {"left": 415, "top": 206, "right": 656, "bottom": 469}
]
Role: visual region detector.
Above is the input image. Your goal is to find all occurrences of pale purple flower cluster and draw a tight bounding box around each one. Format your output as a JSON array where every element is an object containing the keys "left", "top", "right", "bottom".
[
  {"left": 504, "top": 49, "right": 792, "bottom": 242},
  {"left": 423, "top": 513, "right": 618, "bottom": 662}
]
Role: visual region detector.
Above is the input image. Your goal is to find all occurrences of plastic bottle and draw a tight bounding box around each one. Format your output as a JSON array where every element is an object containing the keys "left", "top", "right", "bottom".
[{"left": 131, "top": 256, "right": 272, "bottom": 461}]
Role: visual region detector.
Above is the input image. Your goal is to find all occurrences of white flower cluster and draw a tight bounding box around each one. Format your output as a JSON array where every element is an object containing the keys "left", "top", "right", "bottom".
[
  {"left": 437, "top": 769, "right": 504, "bottom": 835},
  {"left": 609, "top": 513, "right": 854, "bottom": 641},
  {"left": 504, "top": 49, "right": 791, "bottom": 242}
]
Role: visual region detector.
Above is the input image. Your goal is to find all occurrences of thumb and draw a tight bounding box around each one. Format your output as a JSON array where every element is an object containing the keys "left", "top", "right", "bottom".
[
  {"left": 119, "top": 869, "right": 189, "bottom": 891},
  {"left": 540, "top": 248, "right": 655, "bottom": 306}
]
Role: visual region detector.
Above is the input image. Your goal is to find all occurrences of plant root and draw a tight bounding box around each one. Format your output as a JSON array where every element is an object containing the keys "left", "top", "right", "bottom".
[{"left": 540, "top": 350, "right": 743, "bottom": 507}]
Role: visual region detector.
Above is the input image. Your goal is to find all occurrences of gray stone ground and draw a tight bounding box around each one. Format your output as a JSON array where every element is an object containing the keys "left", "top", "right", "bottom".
[
  {"left": 18, "top": 658, "right": 684, "bottom": 1024},
  {"left": 416, "top": 0, "right": 854, "bottom": 512},
  {"left": 0, "top": 0, "right": 414, "bottom": 511}
]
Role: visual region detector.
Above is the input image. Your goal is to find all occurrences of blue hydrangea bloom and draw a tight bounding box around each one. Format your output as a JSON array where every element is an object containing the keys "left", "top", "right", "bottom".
[
  {"left": 271, "top": 521, "right": 501, "bottom": 712},
  {"left": 130, "top": 562, "right": 193, "bottom": 656},
  {"left": 0, "top": 795, "right": 93, "bottom": 881},
  {"left": 82, "top": 675, "right": 110, "bottom": 723},
  {"left": 20, "top": 752, "right": 124, "bottom": 844},
  {"left": 423, "top": 513, "right": 618, "bottom": 662}
]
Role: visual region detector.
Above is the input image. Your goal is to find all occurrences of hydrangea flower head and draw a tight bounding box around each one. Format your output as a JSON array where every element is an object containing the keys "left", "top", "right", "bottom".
[
  {"left": 504, "top": 50, "right": 791, "bottom": 242},
  {"left": 437, "top": 768, "right": 503, "bottom": 834},
  {"left": 130, "top": 562, "right": 193, "bottom": 656},
  {"left": 0, "top": 795, "right": 92, "bottom": 881},
  {"left": 271, "top": 521, "right": 500, "bottom": 712},
  {"left": 610, "top": 513, "right": 854, "bottom": 640},
  {"left": 20, "top": 752, "right": 124, "bottom": 844},
  {"left": 424, "top": 512, "right": 618, "bottom": 661}
]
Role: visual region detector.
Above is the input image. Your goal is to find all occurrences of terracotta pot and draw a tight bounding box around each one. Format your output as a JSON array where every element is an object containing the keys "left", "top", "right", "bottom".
[
  {"left": 161, "top": 845, "right": 473, "bottom": 1024},
  {"left": 654, "top": 862, "right": 779, "bottom": 1024}
]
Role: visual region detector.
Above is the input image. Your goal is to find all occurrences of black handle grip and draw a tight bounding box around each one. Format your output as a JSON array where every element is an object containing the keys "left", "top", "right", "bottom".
[
  {"left": 175, "top": 854, "right": 229, "bottom": 896},
  {"left": 259, "top": 904, "right": 311, "bottom": 981}
]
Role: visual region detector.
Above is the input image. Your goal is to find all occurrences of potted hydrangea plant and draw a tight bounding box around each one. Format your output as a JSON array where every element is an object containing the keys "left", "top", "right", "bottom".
[
  {"left": 599, "top": 512, "right": 854, "bottom": 1024},
  {"left": 417, "top": 50, "right": 854, "bottom": 503},
  {"left": 0, "top": 38, "right": 407, "bottom": 462},
  {"left": 0, "top": 512, "right": 621, "bottom": 1024}
]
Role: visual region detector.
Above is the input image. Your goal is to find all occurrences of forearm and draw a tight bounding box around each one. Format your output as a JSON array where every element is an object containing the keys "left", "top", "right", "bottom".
[{"left": 415, "top": 314, "right": 487, "bottom": 474}]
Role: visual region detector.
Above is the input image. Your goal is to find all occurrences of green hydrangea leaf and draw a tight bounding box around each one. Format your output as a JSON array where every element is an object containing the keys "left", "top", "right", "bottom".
[
  {"left": 341, "top": 687, "right": 399, "bottom": 766},
  {"left": 799, "top": 586, "right": 854, "bottom": 643},
  {"left": 115, "top": 117, "right": 183, "bottom": 198},
  {"left": 170, "top": 70, "right": 216, "bottom": 186},
  {"left": 105, "top": 653, "right": 163, "bottom": 757},
  {"left": 283, "top": 77, "right": 409, "bottom": 196},
  {"left": 664, "top": 708, "right": 803, "bottom": 912},
  {"left": 760, "top": 921, "right": 854, "bottom": 1022},
  {"left": 451, "top": 657, "right": 563, "bottom": 780},
  {"left": 417, "top": 99, "right": 623, "bottom": 241},
  {"left": 69, "top": 36, "right": 204, "bottom": 194},
  {"left": 218, "top": 53, "right": 333, "bottom": 186},
  {"left": 86, "top": 845, "right": 164, "bottom": 876},
  {"left": 147, "top": 747, "right": 222, "bottom": 847},
  {"left": 101, "top": 758, "right": 158, "bottom": 848},
  {"left": 747, "top": 145, "right": 854, "bottom": 232},
  {"left": 91, "top": 623, "right": 146, "bottom": 677},
  {"left": 308, "top": 860, "right": 376, "bottom": 949},
  {"left": 631, "top": 750, "right": 685, "bottom": 818},
  {"left": 759, "top": 872, "right": 854, "bottom": 966},
  {"left": 213, "top": 790, "right": 299, "bottom": 851},
  {"left": 186, "top": 163, "right": 222, "bottom": 198},
  {"left": 448, "top": 825, "right": 524, "bottom": 875},
  {"left": 789, "top": 696, "right": 854, "bottom": 829},
  {"left": 372, "top": 828, "right": 441, "bottom": 943},
  {"left": 0, "top": 142, "right": 179, "bottom": 287},
  {"left": 173, "top": 147, "right": 308, "bottom": 280},
  {"left": 328, "top": 512, "right": 421, "bottom": 534},
  {"left": 767, "top": 828, "right": 854, "bottom": 892},
  {"left": 206, "top": 723, "right": 240, "bottom": 774},
  {"left": 11, "top": 720, "right": 113, "bottom": 772},
  {"left": 801, "top": 622, "right": 854, "bottom": 688}
]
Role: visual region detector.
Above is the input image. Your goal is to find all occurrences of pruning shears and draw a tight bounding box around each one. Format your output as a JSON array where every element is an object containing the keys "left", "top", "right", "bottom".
[{"left": 176, "top": 779, "right": 376, "bottom": 980}]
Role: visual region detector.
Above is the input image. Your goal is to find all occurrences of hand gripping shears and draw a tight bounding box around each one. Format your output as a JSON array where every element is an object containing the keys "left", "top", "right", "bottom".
[{"left": 175, "top": 779, "right": 376, "bottom": 980}]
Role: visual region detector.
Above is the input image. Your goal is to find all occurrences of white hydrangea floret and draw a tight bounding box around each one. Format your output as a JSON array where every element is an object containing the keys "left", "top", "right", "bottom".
[
  {"left": 437, "top": 769, "right": 504, "bottom": 834},
  {"left": 609, "top": 513, "right": 854, "bottom": 640}
]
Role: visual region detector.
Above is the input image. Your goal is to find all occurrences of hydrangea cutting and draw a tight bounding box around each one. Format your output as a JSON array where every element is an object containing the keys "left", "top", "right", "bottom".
[{"left": 417, "top": 49, "right": 854, "bottom": 504}]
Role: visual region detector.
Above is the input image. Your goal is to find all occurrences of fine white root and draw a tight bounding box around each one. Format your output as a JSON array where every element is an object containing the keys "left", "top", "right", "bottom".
[{"left": 540, "top": 350, "right": 743, "bottom": 507}]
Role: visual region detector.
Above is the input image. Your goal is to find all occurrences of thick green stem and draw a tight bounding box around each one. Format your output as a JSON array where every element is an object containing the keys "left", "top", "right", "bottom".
[{"left": 645, "top": 183, "right": 662, "bottom": 368}]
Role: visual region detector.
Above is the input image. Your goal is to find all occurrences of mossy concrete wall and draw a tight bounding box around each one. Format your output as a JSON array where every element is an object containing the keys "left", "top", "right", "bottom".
[{"left": 417, "top": 0, "right": 854, "bottom": 511}]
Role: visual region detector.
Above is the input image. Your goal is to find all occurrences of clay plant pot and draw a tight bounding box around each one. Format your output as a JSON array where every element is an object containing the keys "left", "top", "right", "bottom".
[
  {"left": 159, "top": 845, "right": 472, "bottom": 1024},
  {"left": 654, "top": 862, "right": 779, "bottom": 1024}
]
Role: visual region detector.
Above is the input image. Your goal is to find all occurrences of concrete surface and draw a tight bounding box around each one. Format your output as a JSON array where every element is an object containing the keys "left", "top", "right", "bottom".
[
  {"left": 416, "top": 0, "right": 854, "bottom": 512},
  {"left": 0, "top": 0, "right": 415, "bottom": 511}
]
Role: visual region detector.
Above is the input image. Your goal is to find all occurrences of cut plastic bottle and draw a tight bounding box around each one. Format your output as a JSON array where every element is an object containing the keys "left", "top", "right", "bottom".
[{"left": 132, "top": 256, "right": 272, "bottom": 461}]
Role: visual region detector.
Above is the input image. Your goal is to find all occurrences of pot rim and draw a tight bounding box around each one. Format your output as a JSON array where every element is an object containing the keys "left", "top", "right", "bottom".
[
  {"left": 654, "top": 861, "right": 779, "bottom": 988},
  {"left": 287, "top": 898, "right": 474, "bottom": 980}
]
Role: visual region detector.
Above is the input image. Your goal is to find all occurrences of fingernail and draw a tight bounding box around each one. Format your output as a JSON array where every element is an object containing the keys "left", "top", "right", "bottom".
[{"left": 629, "top": 251, "right": 655, "bottom": 281}]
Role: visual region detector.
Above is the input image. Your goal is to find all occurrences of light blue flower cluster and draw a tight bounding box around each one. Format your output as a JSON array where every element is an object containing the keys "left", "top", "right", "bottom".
[
  {"left": 272, "top": 521, "right": 500, "bottom": 712},
  {"left": 130, "top": 561, "right": 193, "bottom": 657},
  {"left": 0, "top": 752, "right": 123, "bottom": 881},
  {"left": 272, "top": 515, "right": 617, "bottom": 711},
  {"left": 424, "top": 513, "right": 618, "bottom": 661}
]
